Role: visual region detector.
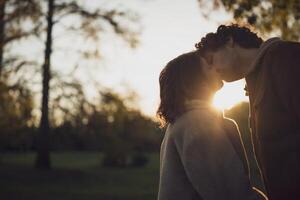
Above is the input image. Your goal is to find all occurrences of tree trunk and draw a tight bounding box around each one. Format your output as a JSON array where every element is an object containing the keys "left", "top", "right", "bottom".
[
  {"left": 35, "top": 0, "right": 54, "bottom": 169},
  {"left": 0, "top": 0, "right": 6, "bottom": 78}
]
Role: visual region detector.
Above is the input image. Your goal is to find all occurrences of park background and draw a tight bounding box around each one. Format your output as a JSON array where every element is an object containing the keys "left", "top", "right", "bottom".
[{"left": 0, "top": 0, "right": 299, "bottom": 199}]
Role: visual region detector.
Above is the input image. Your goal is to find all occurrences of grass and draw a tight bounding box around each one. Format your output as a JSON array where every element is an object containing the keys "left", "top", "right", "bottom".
[
  {"left": 0, "top": 150, "right": 265, "bottom": 200},
  {"left": 0, "top": 152, "right": 160, "bottom": 200}
]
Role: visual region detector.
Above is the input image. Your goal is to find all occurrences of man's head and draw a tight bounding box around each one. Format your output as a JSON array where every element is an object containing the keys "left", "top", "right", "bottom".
[{"left": 195, "top": 24, "right": 263, "bottom": 82}]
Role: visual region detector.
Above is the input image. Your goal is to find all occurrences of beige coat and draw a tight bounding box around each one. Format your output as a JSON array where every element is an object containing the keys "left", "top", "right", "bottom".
[{"left": 157, "top": 101, "right": 265, "bottom": 200}]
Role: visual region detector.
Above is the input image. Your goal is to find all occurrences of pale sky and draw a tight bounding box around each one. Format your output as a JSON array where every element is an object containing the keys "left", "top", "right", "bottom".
[
  {"left": 91, "top": 0, "right": 248, "bottom": 116},
  {"left": 14, "top": 0, "right": 249, "bottom": 117}
]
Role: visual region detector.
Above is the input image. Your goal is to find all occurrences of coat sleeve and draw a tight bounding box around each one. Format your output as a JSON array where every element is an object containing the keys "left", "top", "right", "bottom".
[
  {"left": 173, "top": 114, "right": 264, "bottom": 200},
  {"left": 270, "top": 42, "right": 300, "bottom": 121}
]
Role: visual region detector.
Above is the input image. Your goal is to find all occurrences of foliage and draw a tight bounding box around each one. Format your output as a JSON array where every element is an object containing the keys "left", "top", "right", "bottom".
[
  {"left": 0, "top": 89, "right": 163, "bottom": 156},
  {"left": 93, "top": 91, "right": 162, "bottom": 168},
  {"left": 130, "top": 152, "right": 149, "bottom": 167},
  {"left": 0, "top": 0, "right": 43, "bottom": 77},
  {"left": 0, "top": 79, "right": 35, "bottom": 128},
  {"left": 0, "top": 78, "right": 36, "bottom": 151},
  {"left": 198, "top": 0, "right": 300, "bottom": 40},
  {"left": 31, "top": 0, "right": 141, "bottom": 168}
]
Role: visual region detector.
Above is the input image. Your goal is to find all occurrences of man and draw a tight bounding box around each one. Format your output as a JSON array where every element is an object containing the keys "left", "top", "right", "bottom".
[{"left": 195, "top": 24, "right": 300, "bottom": 200}]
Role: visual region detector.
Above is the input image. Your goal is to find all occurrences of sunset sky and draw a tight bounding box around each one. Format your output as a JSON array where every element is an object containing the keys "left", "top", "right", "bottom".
[
  {"left": 94, "top": 0, "right": 248, "bottom": 115},
  {"left": 17, "top": 0, "right": 249, "bottom": 117}
]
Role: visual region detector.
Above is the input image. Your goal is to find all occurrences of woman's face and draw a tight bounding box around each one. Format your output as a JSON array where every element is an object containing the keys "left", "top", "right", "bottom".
[{"left": 200, "top": 56, "right": 223, "bottom": 91}]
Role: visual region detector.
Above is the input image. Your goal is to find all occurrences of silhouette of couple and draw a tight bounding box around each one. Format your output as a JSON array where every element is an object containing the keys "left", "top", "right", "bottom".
[{"left": 157, "top": 24, "right": 300, "bottom": 200}]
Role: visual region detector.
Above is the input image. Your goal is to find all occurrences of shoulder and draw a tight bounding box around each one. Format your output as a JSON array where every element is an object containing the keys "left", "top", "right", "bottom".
[
  {"left": 264, "top": 40, "right": 300, "bottom": 60},
  {"left": 259, "top": 40, "right": 300, "bottom": 79},
  {"left": 223, "top": 118, "right": 242, "bottom": 145},
  {"left": 223, "top": 117, "right": 239, "bottom": 132},
  {"left": 265, "top": 41, "right": 300, "bottom": 76},
  {"left": 274, "top": 40, "right": 300, "bottom": 50},
  {"left": 169, "top": 109, "right": 223, "bottom": 141},
  {"left": 179, "top": 109, "right": 221, "bottom": 130}
]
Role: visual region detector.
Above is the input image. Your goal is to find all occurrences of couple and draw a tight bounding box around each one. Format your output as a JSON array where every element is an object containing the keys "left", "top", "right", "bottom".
[{"left": 157, "top": 24, "right": 300, "bottom": 200}]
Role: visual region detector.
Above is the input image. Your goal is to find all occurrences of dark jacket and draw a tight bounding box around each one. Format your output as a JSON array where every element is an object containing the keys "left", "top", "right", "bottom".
[{"left": 246, "top": 38, "right": 300, "bottom": 200}]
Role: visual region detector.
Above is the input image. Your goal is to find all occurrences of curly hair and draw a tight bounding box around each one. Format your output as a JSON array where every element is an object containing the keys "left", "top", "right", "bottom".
[
  {"left": 157, "top": 51, "right": 209, "bottom": 128},
  {"left": 195, "top": 24, "right": 263, "bottom": 53}
]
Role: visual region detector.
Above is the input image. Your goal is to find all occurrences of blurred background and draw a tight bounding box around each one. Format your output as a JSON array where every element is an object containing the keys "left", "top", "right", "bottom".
[{"left": 0, "top": 0, "right": 299, "bottom": 199}]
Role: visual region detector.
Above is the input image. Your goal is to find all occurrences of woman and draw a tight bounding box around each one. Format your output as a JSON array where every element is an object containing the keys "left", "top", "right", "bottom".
[{"left": 157, "top": 51, "right": 267, "bottom": 200}]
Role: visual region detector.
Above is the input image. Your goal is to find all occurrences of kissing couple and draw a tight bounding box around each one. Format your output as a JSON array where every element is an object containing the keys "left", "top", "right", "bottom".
[{"left": 157, "top": 24, "right": 300, "bottom": 200}]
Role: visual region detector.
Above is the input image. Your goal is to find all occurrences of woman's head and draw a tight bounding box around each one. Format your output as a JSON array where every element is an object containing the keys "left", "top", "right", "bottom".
[{"left": 157, "top": 51, "right": 223, "bottom": 127}]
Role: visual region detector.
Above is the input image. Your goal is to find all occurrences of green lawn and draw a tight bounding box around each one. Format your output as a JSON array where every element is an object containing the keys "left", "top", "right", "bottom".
[
  {"left": 0, "top": 152, "right": 160, "bottom": 200},
  {"left": 0, "top": 151, "right": 265, "bottom": 200}
]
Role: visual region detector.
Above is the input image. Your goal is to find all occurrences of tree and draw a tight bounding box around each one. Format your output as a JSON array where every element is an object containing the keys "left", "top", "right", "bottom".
[
  {"left": 0, "top": 1, "right": 5, "bottom": 76},
  {"left": 49, "top": 73, "right": 88, "bottom": 127},
  {"left": 35, "top": 0, "right": 54, "bottom": 169},
  {"left": 92, "top": 90, "right": 161, "bottom": 168},
  {"left": 198, "top": 0, "right": 300, "bottom": 40},
  {"left": 35, "top": 0, "right": 140, "bottom": 169},
  {"left": 0, "top": 1, "right": 41, "bottom": 163},
  {"left": 0, "top": 0, "right": 42, "bottom": 78},
  {"left": 0, "top": 77, "right": 35, "bottom": 151},
  {"left": 0, "top": 1, "right": 42, "bottom": 139}
]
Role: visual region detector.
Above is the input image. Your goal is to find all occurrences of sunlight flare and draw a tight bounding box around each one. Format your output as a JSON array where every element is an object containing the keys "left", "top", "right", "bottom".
[{"left": 213, "top": 80, "right": 249, "bottom": 110}]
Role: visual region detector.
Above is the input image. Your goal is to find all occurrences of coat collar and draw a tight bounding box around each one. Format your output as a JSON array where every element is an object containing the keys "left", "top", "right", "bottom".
[{"left": 184, "top": 99, "right": 223, "bottom": 118}]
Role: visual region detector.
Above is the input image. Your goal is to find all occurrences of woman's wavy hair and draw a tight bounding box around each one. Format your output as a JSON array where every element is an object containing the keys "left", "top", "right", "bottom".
[
  {"left": 157, "top": 51, "right": 209, "bottom": 128},
  {"left": 195, "top": 24, "right": 263, "bottom": 53}
]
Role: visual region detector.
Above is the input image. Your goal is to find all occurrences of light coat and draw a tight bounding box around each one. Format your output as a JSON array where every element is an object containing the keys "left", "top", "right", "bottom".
[{"left": 157, "top": 101, "right": 265, "bottom": 200}]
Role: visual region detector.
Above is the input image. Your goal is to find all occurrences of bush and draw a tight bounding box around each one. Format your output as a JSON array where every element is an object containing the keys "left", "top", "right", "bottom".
[
  {"left": 102, "top": 151, "right": 131, "bottom": 168},
  {"left": 130, "top": 152, "right": 149, "bottom": 167}
]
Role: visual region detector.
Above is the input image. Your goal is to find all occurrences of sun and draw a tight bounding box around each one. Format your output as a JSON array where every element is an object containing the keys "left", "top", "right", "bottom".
[{"left": 213, "top": 80, "right": 249, "bottom": 110}]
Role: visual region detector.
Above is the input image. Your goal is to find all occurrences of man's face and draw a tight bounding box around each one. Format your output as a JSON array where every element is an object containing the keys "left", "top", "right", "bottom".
[{"left": 203, "top": 46, "right": 243, "bottom": 82}]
